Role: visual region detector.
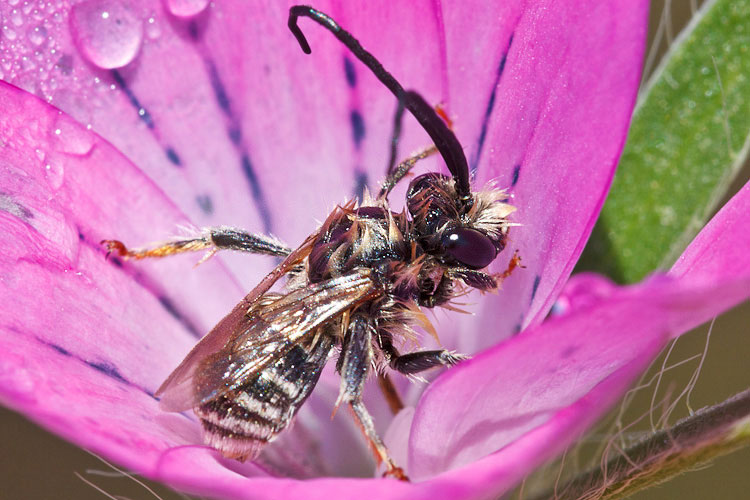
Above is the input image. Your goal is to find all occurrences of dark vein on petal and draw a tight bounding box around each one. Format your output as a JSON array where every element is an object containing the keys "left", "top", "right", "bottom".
[
  {"left": 196, "top": 195, "right": 214, "bottom": 215},
  {"left": 349, "top": 109, "right": 366, "bottom": 148},
  {"left": 343, "top": 56, "right": 369, "bottom": 197},
  {"left": 354, "top": 171, "right": 368, "bottom": 200},
  {"left": 471, "top": 34, "right": 514, "bottom": 173},
  {"left": 165, "top": 147, "right": 182, "bottom": 167},
  {"left": 511, "top": 163, "right": 521, "bottom": 187},
  {"left": 344, "top": 56, "right": 357, "bottom": 88},
  {"left": 32, "top": 335, "right": 156, "bottom": 398},
  {"left": 204, "top": 59, "right": 273, "bottom": 233},
  {"left": 48, "top": 342, "right": 72, "bottom": 357},
  {"left": 531, "top": 274, "right": 541, "bottom": 302},
  {"left": 111, "top": 70, "right": 154, "bottom": 129},
  {"left": 110, "top": 70, "right": 184, "bottom": 169},
  {"left": 86, "top": 360, "right": 127, "bottom": 383}
]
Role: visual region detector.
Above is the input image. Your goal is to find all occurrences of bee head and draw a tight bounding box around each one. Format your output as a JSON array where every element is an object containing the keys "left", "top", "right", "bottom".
[{"left": 407, "top": 172, "right": 513, "bottom": 271}]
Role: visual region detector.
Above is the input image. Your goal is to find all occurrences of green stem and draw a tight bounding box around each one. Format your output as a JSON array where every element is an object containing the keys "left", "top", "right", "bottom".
[{"left": 530, "top": 389, "right": 750, "bottom": 500}]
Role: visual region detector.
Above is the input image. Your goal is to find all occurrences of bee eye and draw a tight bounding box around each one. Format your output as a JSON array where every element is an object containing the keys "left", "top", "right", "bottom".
[{"left": 441, "top": 228, "right": 497, "bottom": 269}]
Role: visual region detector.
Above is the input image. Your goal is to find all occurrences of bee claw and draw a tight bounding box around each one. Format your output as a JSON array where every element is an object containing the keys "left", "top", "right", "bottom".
[
  {"left": 101, "top": 239, "right": 128, "bottom": 260},
  {"left": 382, "top": 465, "right": 409, "bottom": 482}
]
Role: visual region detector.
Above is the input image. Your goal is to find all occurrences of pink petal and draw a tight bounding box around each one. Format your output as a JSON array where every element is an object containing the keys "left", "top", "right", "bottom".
[
  {"left": 0, "top": 1, "right": 451, "bottom": 288},
  {"left": 407, "top": 275, "right": 750, "bottom": 481},
  {"left": 458, "top": 0, "right": 649, "bottom": 351},
  {"left": 0, "top": 81, "right": 404, "bottom": 485},
  {"left": 1, "top": 1, "right": 646, "bottom": 329},
  {"left": 0, "top": 80, "right": 245, "bottom": 473},
  {"left": 670, "top": 182, "right": 750, "bottom": 287},
  {"left": 407, "top": 180, "right": 750, "bottom": 482}
]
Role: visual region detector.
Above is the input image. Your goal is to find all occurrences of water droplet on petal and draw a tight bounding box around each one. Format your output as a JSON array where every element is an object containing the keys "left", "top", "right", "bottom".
[
  {"left": 10, "top": 9, "right": 24, "bottom": 26},
  {"left": 69, "top": 0, "right": 143, "bottom": 69},
  {"left": 52, "top": 116, "right": 95, "bottom": 156},
  {"left": 165, "top": 0, "right": 210, "bottom": 18},
  {"left": 3, "top": 25, "right": 18, "bottom": 41},
  {"left": 44, "top": 157, "right": 65, "bottom": 190},
  {"left": 28, "top": 25, "right": 47, "bottom": 46},
  {"left": 145, "top": 16, "right": 161, "bottom": 39}
]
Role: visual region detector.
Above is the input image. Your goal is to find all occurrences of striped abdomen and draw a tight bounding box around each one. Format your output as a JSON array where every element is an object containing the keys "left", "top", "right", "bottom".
[{"left": 195, "top": 336, "right": 333, "bottom": 461}]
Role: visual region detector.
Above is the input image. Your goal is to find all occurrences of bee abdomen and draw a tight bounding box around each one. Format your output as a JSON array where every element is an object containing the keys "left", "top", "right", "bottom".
[
  {"left": 196, "top": 389, "right": 292, "bottom": 461},
  {"left": 195, "top": 340, "right": 332, "bottom": 461}
]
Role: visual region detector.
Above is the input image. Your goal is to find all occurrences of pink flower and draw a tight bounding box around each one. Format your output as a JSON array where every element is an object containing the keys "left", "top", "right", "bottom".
[{"left": 1, "top": 1, "right": 748, "bottom": 499}]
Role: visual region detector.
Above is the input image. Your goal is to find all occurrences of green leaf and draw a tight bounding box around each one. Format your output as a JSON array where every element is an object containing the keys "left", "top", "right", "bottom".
[{"left": 578, "top": 0, "right": 750, "bottom": 283}]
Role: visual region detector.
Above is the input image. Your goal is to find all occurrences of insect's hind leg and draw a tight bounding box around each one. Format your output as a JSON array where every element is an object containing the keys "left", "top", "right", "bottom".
[
  {"left": 337, "top": 315, "right": 407, "bottom": 480},
  {"left": 102, "top": 227, "right": 291, "bottom": 261},
  {"left": 349, "top": 400, "right": 407, "bottom": 481}
]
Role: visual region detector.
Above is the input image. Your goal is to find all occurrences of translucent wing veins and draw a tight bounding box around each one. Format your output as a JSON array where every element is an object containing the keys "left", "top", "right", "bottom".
[{"left": 158, "top": 267, "right": 381, "bottom": 411}]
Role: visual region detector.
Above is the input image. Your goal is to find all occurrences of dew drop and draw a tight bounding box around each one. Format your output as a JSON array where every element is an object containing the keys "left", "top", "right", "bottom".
[
  {"left": 44, "top": 158, "right": 64, "bottom": 190},
  {"left": 3, "top": 25, "right": 18, "bottom": 41},
  {"left": 20, "top": 56, "right": 36, "bottom": 71},
  {"left": 145, "top": 16, "right": 161, "bottom": 39},
  {"left": 28, "top": 25, "right": 47, "bottom": 46},
  {"left": 165, "top": 0, "right": 210, "bottom": 18},
  {"left": 10, "top": 9, "right": 23, "bottom": 27},
  {"left": 69, "top": 0, "right": 143, "bottom": 69},
  {"left": 52, "top": 116, "right": 95, "bottom": 155}
]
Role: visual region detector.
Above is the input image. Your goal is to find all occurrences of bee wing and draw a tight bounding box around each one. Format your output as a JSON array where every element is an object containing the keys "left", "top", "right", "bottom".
[
  {"left": 154, "top": 232, "right": 318, "bottom": 408},
  {"left": 157, "top": 267, "right": 381, "bottom": 411}
]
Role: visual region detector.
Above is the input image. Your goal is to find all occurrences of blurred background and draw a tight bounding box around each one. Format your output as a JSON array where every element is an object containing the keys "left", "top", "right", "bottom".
[{"left": 1, "top": 1, "right": 748, "bottom": 499}]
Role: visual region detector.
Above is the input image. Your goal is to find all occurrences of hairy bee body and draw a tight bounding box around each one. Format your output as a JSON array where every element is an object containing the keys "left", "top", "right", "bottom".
[
  {"left": 190, "top": 178, "right": 514, "bottom": 462},
  {"left": 103, "top": 7, "right": 519, "bottom": 479}
]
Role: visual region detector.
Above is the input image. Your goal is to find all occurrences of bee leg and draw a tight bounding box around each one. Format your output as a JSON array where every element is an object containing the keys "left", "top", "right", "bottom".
[
  {"left": 381, "top": 94, "right": 452, "bottom": 198},
  {"left": 101, "top": 227, "right": 291, "bottom": 260},
  {"left": 496, "top": 250, "right": 523, "bottom": 280},
  {"left": 452, "top": 269, "right": 499, "bottom": 292},
  {"left": 337, "top": 316, "right": 408, "bottom": 481},
  {"left": 391, "top": 350, "right": 468, "bottom": 375},
  {"left": 379, "top": 331, "right": 467, "bottom": 376},
  {"left": 384, "top": 93, "right": 406, "bottom": 178},
  {"left": 349, "top": 401, "right": 408, "bottom": 481},
  {"left": 377, "top": 373, "right": 405, "bottom": 414},
  {"left": 378, "top": 145, "right": 438, "bottom": 200}
]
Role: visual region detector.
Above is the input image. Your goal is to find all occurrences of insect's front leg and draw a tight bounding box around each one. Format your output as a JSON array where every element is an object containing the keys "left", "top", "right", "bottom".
[
  {"left": 337, "top": 315, "right": 407, "bottom": 481},
  {"left": 102, "top": 227, "right": 291, "bottom": 261},
  {"left": 378, "top": 145, "right": 438, "bottom": 199},
  {"left": 451, "top": 252, "right": 523, "bottom": 292}
]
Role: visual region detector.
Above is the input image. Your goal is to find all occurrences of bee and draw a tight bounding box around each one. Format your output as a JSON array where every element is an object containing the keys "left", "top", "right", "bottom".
[{"left": 102, "top": 6, "right": 519, "bottom": 480}]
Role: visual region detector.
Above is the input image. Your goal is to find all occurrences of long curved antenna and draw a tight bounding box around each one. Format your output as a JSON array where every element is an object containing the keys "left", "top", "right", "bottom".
[{"left": 288, "top": 5, "right": 472, "bottom": 201}]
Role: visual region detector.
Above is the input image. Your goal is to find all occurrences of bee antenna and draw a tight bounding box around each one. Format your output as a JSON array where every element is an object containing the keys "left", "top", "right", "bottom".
[{"left": 288, "top": 5, "right": 472, "bottom": 201}]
